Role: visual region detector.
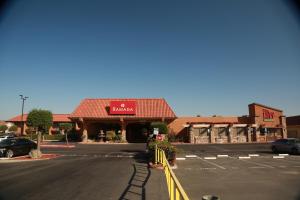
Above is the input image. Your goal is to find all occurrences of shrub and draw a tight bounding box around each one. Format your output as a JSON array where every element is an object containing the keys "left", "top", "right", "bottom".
[
  {"left": 150, "top": 122, "right": 168, "bottom": 134},
  {"left": 106, "top": 130, "right": 116, "bottom": 141},
  {"left": 8, "top": 125, "right": 18, "bottom": 132},
  {"left": 0, "top": 125, "right": 8, "bottom": 133},
  {"left": 25, "top": 127, "right": 35, "bottom": 135},
  {"left": 113, "top": 134, "right": 122, "bottom": 142},
  {"left": 148, "top": 139, "right": 177, "bottom": 165}
]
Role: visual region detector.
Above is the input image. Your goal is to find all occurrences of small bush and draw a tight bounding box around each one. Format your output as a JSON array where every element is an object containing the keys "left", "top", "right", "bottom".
[
  {"left": 8, "top": 125, "right": 18, "bottom": 132},
  {"left": 113, "top": 134, "right": 122, "bottom": 142},
  {"left": 25, "top": 127, "right": 35, "bottom": 135},
  {"left": 106, "top": 130, "right": 116, "bottom": 141},
  {"left": 29, "top": 149, "right": 42, "bottom": 159},
  {"left": 0, "top": 125, "right": 8, "bottom": 133}
]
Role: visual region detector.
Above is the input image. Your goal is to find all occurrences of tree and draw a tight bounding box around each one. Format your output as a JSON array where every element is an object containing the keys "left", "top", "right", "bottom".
[
  {"left": 58, "top": 123, "right": 73, "bottom": 145},
  {"left": 27, "top": 109, "right": 53, "bottom": 157},
  {"left": 8, "top": 125, "right": 18, "bottom": 132},
  {"left": 0, "top": 125, "right": 8, "bottom": 134}
]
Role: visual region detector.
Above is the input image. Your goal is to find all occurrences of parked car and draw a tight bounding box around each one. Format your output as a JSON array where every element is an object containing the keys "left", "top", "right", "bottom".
[
  {"left": 271, "top": 138, "right": 300, "bottom": 155},
  {"left": 0, "top": 134, "right": 15, "bottom": 142},
  {"left": 0, "top": 138, "right": 37, "bottom": 158}
]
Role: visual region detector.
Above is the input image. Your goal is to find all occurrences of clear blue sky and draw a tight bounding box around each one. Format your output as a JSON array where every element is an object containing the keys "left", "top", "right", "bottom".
[{"left": 0, "top": 0, "right": 300, "bottom": 120}]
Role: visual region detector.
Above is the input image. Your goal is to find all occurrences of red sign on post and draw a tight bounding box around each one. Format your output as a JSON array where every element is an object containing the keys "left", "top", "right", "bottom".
[{"left": 109, "top": 101, "right": 136, "bottom": 115}]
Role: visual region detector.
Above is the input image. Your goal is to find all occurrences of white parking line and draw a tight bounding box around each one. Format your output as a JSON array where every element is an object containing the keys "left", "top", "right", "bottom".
[
  {"left": 204, "top": 157, "right": 217, "bottom": 160},
  {"left": 176, "top": 157, "right": 186, "bottom": 160},
  {"left": 249, "top": 154, "right": 260, "bottom": 157},
  {"left": 273, "top": 156, "right": 285, "bottom": 159},
  {"left": 279, "top": 154, "right": 289, "bottom": 156},
  {"left": 248, "top": 166, "right": 266, "bottom": 169},
  {"left": 185, "top": 155, "right": 198, "bottom": 158},
  {"left": 199, "top": 157, "right": 226, "bottom": 170},
  {"left": 217, "top": 155, "right": 229, "bottom": 158},
  {"left": 238, "top": 156, "right": 251, "bottom": 159}
]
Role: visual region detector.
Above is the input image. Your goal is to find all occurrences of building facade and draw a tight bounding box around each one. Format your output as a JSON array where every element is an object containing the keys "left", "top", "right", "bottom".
[
  {"left": 168, "top": 103, "right": 287, "bottom": 143},
  {"left": 6, "top": 114, "right": 72, "bottom": 135},
  {"left": 6, "top": 99, "right": 287, "bottom": 143},
  {"left": 69, "top": 98, "right": 176, "bottom": 142},
  {"left": 286, "top": 116, "right": 300, "bottom": 139}
]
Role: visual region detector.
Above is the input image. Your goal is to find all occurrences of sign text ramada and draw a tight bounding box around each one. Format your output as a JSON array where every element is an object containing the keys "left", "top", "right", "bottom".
[{"left": 109, "top": 101, "right": 136, "bottom": 115}]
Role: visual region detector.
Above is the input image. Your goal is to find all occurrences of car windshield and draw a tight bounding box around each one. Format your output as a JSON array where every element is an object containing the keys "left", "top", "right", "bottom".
[{"left": 0, "top": 139, "right": 12, "bottom": 146}]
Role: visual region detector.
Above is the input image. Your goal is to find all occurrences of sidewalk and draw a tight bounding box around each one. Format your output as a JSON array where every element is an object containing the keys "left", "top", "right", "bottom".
[{"left": 146, "top": 168, "right": 169, "bottom": 200}]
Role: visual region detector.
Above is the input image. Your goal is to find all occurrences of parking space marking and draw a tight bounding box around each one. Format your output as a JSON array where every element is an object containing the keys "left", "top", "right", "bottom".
[
  {"left": 217, "top": 155, "right": 229, "bottom": 158},
  {"left": 248, "top": 166, "right": 266, "bottom": 169},
  {"left": 238, "top": 156, "right": 251, "bottom": 159},
  {"left": 278, "top": 154, "right": 289, "bottom": 156},
  {"left": 185, "top": 155, "right": 198, "bottom": 158},
  {"left": 273, "top": 156, "right": 285, "bottom": 159},
  {"left": 249, "top": 154, "right": 259, "bottom": 157},
  {"left": 204, "top": 157, "right": 217, "bottom": 160},
  {"left": 199, "top": 157, "right": 226, "bottom": 170}
]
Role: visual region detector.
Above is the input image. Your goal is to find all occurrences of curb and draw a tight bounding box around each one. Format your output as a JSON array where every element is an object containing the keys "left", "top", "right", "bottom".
[{"left": 41, "top": 145, "right": 75, "bottom": 148}]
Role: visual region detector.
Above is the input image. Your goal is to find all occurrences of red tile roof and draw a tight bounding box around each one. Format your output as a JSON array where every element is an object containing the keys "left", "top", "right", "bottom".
[
  {"left": 7, "top": 114, "right": 71, "bottom": 122},
  {"left": 69, "top": 98, "right": 177, "bottom": 119}
]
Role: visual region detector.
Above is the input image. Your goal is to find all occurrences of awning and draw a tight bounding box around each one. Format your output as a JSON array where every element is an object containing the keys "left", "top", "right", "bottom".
[
  {"left": 192, "top": 124, "right": 210, "bottom": 128},
  {"left": 232, "top": 124, "right": 247, "bottom": 127},
  {"left": 213, "top": 124, "right": 229, "bottom": 128}
]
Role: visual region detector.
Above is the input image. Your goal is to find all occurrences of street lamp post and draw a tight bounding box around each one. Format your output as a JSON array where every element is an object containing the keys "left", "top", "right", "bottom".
[{"left": 19, "top": 95, "right": 28, "bottom": 135}]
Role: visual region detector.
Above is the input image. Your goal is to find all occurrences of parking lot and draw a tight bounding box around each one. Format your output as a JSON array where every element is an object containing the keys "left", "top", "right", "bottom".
[
  {"left": 0, "top": 144, "right": 167, "bottom": 200},
  {"left": 174, "top": 144, "right": 300, "bottom": 200}
]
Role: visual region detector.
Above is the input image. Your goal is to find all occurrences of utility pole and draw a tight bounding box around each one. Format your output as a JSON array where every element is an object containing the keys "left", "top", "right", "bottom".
[{"left": 19, "top": 95, "right": 28, "bottom": 135}]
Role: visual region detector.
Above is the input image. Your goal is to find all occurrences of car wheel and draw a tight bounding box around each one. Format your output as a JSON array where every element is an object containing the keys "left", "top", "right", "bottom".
[
  {"left": 271, "top": 146, "right": 278, "bottom": 153},
  {"left": 291, "top": 148, "right": 298, "bottom": 155},
  {"left": 6, "top": 149, "right": 14, "bottom": 158}
]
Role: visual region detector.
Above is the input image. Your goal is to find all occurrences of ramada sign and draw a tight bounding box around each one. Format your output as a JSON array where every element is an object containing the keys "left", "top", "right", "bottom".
[
  {"left": 262, "top": 109, "right": 274, "bottom": 121},
  {"left": 109, "top": 101, "right": 136, "bottom": 115}
]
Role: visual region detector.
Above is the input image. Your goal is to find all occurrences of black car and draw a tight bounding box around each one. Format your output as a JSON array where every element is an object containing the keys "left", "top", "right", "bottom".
[
  {"left": 271, "top": 138, "right": 300, "bottom": 155},
  {"left": 0, "top": 138, "right": 37, "bottom": 158}
]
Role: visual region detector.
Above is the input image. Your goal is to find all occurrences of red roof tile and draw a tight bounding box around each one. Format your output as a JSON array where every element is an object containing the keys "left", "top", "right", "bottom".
[
  {"left": 7, "top": 114, "right": 71, "bottom": 122},
  {"left": 69, "top": 98, "right": 177, "bottom": 119}
]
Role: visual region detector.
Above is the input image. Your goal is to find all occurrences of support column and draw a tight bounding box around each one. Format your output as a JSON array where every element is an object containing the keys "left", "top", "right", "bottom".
[
  {"left": 82, "top": 120, "right": 88, "bottom": 143},
  {"left": 247, "top": 126, "right": 251, "bottom": 142},
  {"left": 280, "top": 116, "right": 287, "bottom": 138},
  {"left": 120, "top": 118, "right": 127, "bottom": 142},
  {"left": 189, "top": 126, "right": 194, "bottom": 144},
  {"left": 255, "top": 127, "right": 260, "bottom": 142},
  {"left": 228, "top": 126, "right": 232, "bottom": 143},
  {"left": 210, "top": 126, "right": 216, "bottom": 143}
]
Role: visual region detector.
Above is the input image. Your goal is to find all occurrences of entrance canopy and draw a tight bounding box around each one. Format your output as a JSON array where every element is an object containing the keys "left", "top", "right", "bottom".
[{"left": 69, "top": 98, "right": 177, "bottom": 120}]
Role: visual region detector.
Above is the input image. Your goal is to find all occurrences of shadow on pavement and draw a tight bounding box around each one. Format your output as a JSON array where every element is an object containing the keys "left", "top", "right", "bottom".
[{"left": 119, "top": 152, "right": 151, "bottom": 200}]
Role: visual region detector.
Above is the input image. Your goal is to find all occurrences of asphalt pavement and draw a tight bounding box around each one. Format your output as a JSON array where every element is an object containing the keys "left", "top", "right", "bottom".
[
  {"left": 173, "top": 143, "right": 300, "bottom": 200},
  {"left": 0, "top": 143, "right": 168, "bottom": 200}
]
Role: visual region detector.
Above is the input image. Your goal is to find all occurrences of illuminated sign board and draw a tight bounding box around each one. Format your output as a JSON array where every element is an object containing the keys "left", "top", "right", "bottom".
[
  {"left": 109, "top": 101, "right": 136, "bottom": 115},
  {"left": 262, "top": 109, "right": 274, "bottom": 122}
]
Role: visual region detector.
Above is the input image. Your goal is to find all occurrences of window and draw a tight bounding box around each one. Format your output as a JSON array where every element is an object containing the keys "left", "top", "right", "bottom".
[
  {"left": 237, "top": 127, "right": 246, "bottom": 136},
  {"left": 194, "top": 128, "right": 209, "bottom": 137}
]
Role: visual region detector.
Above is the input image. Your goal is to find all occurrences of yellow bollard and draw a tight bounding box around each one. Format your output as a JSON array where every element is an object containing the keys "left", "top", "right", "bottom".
[{"left": 176, "top": 188, "right": 180, "bottom": 200}]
